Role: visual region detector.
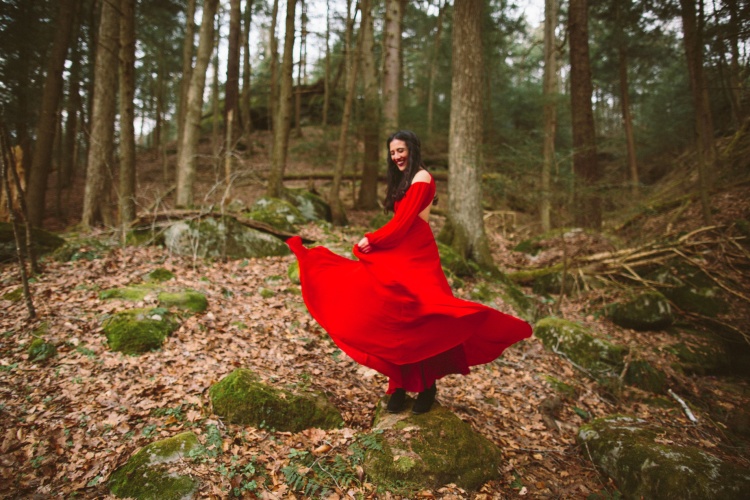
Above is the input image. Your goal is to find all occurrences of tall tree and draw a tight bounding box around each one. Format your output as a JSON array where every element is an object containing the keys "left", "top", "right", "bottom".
[
  {"left": 119, "top": 0, "right": 137, "bottom": 231},
  {"left": 541, "top": 0, "right": 558, "bottom": 232},
  {"left": 382, "top": 0, "right": 404, "bottom": 134},
  {"left": 679, "top": 0, "right": 714, "bottom": 224},
  {"left": 82, "top": 0, "right": 119, "bottom": 228},
  {"left": 322, "top": 0, "right": 331, "bottom": 127},
  {"left": 569, "top": 0, "right": 601, "bottom": 230},
  {"left": 241, "top": 0, "right": 254, "bottom": 140},
  {"left": 26, "top": 0, "right": 77, "bottom": 227},
  {"left": 439, "top": 0, "right": 493, "bottom": 267},
  {"left": 177, "top": 0, "right": 197, "bottom": 151},
  {"left": 176, "top": 0, "right": 220, "bottom": 207},
  {"left": 268, "top": 0, "right": 280, "bottom": 130},
  {"left": 426, "top": 1, "right": 446, "bottom": 139},
  {"left": 357, "top": 0, "right": 380, "bottom": 209},
  {"left": 267, "top": 0, "right": 297, "bottom": 198},
  {"left": 225, "top": 0, "right": 242, "bottom": 145}
]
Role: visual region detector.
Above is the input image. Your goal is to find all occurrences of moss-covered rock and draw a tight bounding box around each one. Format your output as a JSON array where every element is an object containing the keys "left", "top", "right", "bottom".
[
  {"left": 577, "top": 415, "right": 750, "bottom": 499},
  {"left": 147, "top": 268, "right": 175, "bottom": 283},
  {"left": 283, "top": 188, "right": 332, "bottom": 222},
  {"left": 532, "top": 271, "right": 582, "bottom": 296},
  {"left": 2, "top": 287, "right": 23, "bottom": 302},
  {"left": 248, "top": 197, "right": 307, "bottom": 232},
  {"left": 363, "top": 398, "right": 502, "bottom": 494},
  {"left": 534, "top": 317, "right": 626, "bottom": 379},
  {"left": 51, "top": 236, "right": 110, "bottom": 262},
  {"left": 436, "top": 242, "right": 480, "bottom": 277},
  {"left": 287, "top": 261, "right": 300, "bottom": 284},
  {"left": 158, "top": 290, "right": 207, "bottom": 313},
  {"left": 163, "top": 216, "right": 290, "bottom": 260},
  {"left": 648, "top": 262, "right": 728, "bottom": 317},
  {"left": 108, "top": 431, "right": 201, "bottom": 499},
  {"left": 666, "top": 339, "right": 731, "bottom": 375},
  {"left": 27, "top": 337, "right": 57, "bottom": 363},
  {"left": 99, "top": 286, "right": 153, "bottom": 301},
  {"left": 624, "top": 359, "right": 667, "bottom": 394},
  {"left": 0, "top": 222, "right": 66, "bottom": 262},
  {"left": 126, "top": 227, "right": 166, "bottom": 247},
  {"left": 606, "top": 291, "right": 674, "bottom": 331},
  {"left": 103, "top": 308, "right": 179, "bottom": 354},
  {"left": 209, "top": 368, "right": 343, "bottom": 432}
]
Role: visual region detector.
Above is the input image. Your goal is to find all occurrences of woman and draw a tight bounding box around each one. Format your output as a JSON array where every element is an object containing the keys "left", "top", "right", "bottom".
[{"left": 286, "top": 130, "right": 531, "bottom": 414}]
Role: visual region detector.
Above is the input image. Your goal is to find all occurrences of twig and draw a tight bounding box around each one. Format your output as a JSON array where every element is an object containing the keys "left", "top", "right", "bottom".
[{"left": 667, "top": 389, "right": 698, "bottom": 423}]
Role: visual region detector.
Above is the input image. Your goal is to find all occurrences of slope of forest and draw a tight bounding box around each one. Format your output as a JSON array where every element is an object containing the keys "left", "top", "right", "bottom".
[{"left": 1, "top": 124, "right": 749, "bottom": 498}]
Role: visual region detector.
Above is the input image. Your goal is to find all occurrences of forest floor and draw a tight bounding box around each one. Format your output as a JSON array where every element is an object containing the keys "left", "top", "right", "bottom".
[{"left": 1, "top": 127, "right": 750, "bottom": 498}]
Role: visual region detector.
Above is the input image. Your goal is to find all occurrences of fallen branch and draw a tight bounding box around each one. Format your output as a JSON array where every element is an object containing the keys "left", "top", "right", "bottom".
[{"left": 668, "top": 389, "right": 698, "bottom": 423}]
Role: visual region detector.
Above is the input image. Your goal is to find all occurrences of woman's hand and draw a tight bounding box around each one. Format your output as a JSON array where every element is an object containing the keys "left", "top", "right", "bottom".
[{"left": 357, "top": 236, "right": 371, "bottom": 253}]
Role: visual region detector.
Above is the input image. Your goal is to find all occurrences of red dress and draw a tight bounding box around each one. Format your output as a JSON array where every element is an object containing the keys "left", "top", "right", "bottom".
[{"left": 286, "top": 175, "right": 532, "bottom": 393}]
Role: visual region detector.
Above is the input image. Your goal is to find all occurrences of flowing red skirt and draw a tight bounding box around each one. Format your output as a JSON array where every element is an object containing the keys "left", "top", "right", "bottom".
[{"left": 287, "top": 222, "right": 532, "bottom": 393}]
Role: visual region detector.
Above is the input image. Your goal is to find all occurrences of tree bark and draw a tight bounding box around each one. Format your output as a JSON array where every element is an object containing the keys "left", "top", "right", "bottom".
[
  {"left": 439, "top": 0, "right": 493, "bottom": 268},
  {"left": 618, "top": 45, "right": 639, "bottom": 197},
  {"left": 679, "top": 0, "right": 714, "bottom": 225},
  {"left": 176, "top": 0, "right": 219, "bottom": 207},
  {"left": 382, "top": 0, "right": 403, "bottom": 134},
  {"left": 241, "top": 0, "right": 254, "bottom": 140},
  {"left": 57, "top": 34, "right": 81, "bottom": 217},
  {"left": 322, "top": 0, "right": 331, "bottom": 127},
  {"left": 568, "top": 0, "right": 601, "bottom": 230},
  {"left": 294, "top": 0, "right": 306, "bottom": 139},
  {"left": 541, "top": 0, "right": 558, "bottom": 232},
  {"left": 267, "top": 0, "right": 297, "bottom": 198},
  {"left": 177, "top": 0, "right": 197, "bottom": 152},
  {"left": 225, "top": 0, "right": 242, "bottom": 146},
  {"left": 268, "top": 0, "right": 280, "bottom": 131},
  {"left": 82, "top": 0, "right": 119, "bottom": 229},
  {"left": 426, "top": 1, "right": 446, "bottom": 140},
  {"left": 119, "top": 0, "right": 137, "bottom": 233},
  {"left": 357, "top": 0, "right": 380, "bottom": 210},
  {"left": 26, "top": 0, "right": 77, "bottom": 228}
]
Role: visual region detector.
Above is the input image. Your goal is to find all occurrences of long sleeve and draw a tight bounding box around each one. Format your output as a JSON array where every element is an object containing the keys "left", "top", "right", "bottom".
[{"left": 365, "top": 181, "right": 434, "bottom": 249}]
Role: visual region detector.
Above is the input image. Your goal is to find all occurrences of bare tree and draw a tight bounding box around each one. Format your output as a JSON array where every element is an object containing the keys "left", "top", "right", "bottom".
[
  {"left": 176, "top": 0, "right": 220, "bottom": 207},
  {"left": 439, "top": 0, "right": 493, "bottom": 268},
  {"left": 82, "top": 0, "right": 119, "bottom": 228},
  {"left": 225, "top": 0, "right": 242, "bottom": 145},
  {"left": 119, "top": 0, "right": 136, "bottom": 233},
  {"left": 541, "top": 0, "right": 558, "bottom": 232},
  {"left": 241, "top": 0, "right": 255, "bottom": 140},
  {"left": 177, "top": 0, "right": 197, "bottom": 151},
  {"left": 267, "top": 0, "right": 297, "bottom": 198},
  {"left": 268, "top": 0, "right": 280, "bottom": 130}
]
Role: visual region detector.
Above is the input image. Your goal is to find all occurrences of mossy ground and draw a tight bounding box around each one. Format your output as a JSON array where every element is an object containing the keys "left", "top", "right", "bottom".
[{"left": 103, "top": 308, "right": 179, "bottom": 354}]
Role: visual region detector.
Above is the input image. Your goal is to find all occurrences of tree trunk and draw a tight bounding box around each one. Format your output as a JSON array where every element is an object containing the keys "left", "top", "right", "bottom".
[
  {"left": 211, "top": 11, "right": 221, "bottom": 156},
  {"left": 322, "top": 0, "right": 331, "bottom": 127},
  {"left": 119, "top": 0, "right": 136, "bottom": 233},
  {"left": 26, "top": 0, "right": 77, "bottom": 228},
  {"left": 382, "top": 0, "right": 403, "bottom": 134},
  {"left": 225, "top": 0, "right": 241, "bottom": 146},
  {"left": 176, "top": 0, "right": 219, "bottom": 207},
  {"left": 268, "top": 0, "right": 280, "bottom": 131},
  {"left": 294, "top": 0, "right": 306, "bottom": 139},
  {"left": 331, "top": 0, "right": 365, "bottom": 225},
  {"left": 58, "top": 34, "right": 81, "bottom": 217},
  {"left": 439, "top": 0, "right": 493, "bottom": 268},
  {"left": 241, "top": 0, "right": 254, "bottom": 140},
  {"left": 618, "top": 45, "right": 639, "bottom": 197},
  {"left": 541, "top": 0, "right": 558, "bottom": 232},
  {"left": 679, "top": 0, "right": 714, "bottom": 225},
  {"left": 357, "top": 0, "right": 380, "bottom": 210},
  {"left": 267, "top": 0, "right": 297, "bottom": 198},
  {"left": 726, "top": 0, "right": 744, "bottom": 123},
  {"left": 568, "top": 0, "right": 601, "bottom": 230},
  {"left": 177, "top": 0, "right": 197, "bottom": 152},
  {"left": 426, "top": 1, "right": 446, "bottom": 140},
  {"left": 82, "top": 0, "right": 119, "bottom": 229}
]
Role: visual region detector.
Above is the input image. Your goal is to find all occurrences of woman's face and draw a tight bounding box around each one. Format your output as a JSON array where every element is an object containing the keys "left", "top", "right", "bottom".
[{"left": 389, "top": 139, "right": 409, "bottom": 172}]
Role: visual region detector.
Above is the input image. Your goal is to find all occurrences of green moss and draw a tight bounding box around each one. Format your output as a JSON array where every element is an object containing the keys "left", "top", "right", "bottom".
[
  {"left": 147, "top": 268, "right": 175, "bottom": 283},
  {"left": 209, "top": 369, "right": 343, "bottom": 432},
  {"left": 2, "top": 287, "right": 23, "bottom": 302},
  {"left": 605, "top": 291, "right": 674, "bottom": 331},
  {"left": 667, "top": 341, "right": 730, "bottom": 375},
  {"left": 624, "top": 359, "right": 666, "bottom": 394},
  {"left": 364, "top": 400, "right": 502, "bottom": 494},
  {"left": 436, "top": 242, "right": 480, "bottom": 277},
  {"left": 99, "top": 286, "right": 153, "bottom": 301},
  {"left": 506, "top": 264, "right": 564, "bottom": 285},
  {"left": 0, "top": 222, "right": 66, "bottom": 262},
  {"left": 283, "top": 189, "right": 332, "bottom": 222},
  {"left": 126, "top": 227, "right": 166, "bottom": 247},
  {"left": 287, "top": 261, "right": 300, "bottom": 284},
  {"left": 648, "top": 262, "right": 728, "bottom": 317},
  {"left": 542, "top": 375, "right": 578, "bottom": 399},
  {"left": 534, "top": 317, "right": 626, "bottom": 378},
  {"left": 28, "top": 337, "right": 57, "bottom": 363},
  {"left": 470, "top": 282, "right": 495, "bottom": 303},
  {"left": 258, "top": 287, "right": 275, "bottom": 299},
  {"left": 578, "top": 416, "right": 750, "bottom": 499},
  {"left": 108, "top": 431, "right": 201, "bottom": 499},
  {"left": 248, "top": 197, "right": 306, "bottom": 232},
  {"left": 103, "top": 308, "right": 179, "bottom": 354},
  {"left": 158, "top": 291, "right": 208, "bottom": 313}
]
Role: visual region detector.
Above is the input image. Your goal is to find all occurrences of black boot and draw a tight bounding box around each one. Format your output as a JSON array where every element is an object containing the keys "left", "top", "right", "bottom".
[
  {"left": 412, "top": 383, "right": 437, "bottom": 414},
  {"left": 387, "top": 388, "right": 407, "bottom": 413}
]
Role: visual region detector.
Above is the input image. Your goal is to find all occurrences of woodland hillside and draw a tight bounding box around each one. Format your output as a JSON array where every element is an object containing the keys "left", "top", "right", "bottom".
[{"left": 1, "top": 0, "right": 750, "bottom": 498}]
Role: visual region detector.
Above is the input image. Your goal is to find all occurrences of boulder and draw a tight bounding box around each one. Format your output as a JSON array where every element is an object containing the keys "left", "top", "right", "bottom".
[
  {"left": 103, "top": 308, "right": 179, "bottom": 354},
  {"left": 534, "top": 317, "right": 626, "bottom": 379},
  {"left": 283, "top": 188, "right": 332, "bottom": 222},
  {"left": 209, "top": 368, "right": 343, "bottom": 432},
  {"left": 649, "top": 262, "right": 728, "bottom": 317},
  {"left": 623, "top": 359, "right": 667, "bottom": 394},
  {"left": 99, "top": 286, "right": 154, "bottom": 302},
  {"left": 108, "top": 431, "right": 201, "bottom": 499},
  {"left": 147, "top": 268, "right": 175, "bottom": 283},
  {"left": 248, "top": 197, "right": 307, "bottom": 232},
  {"left": 0, "top": 222, "right": 65, "bottom": 262},
  {"left": 163, "top": 216, "right": 289, "bottom": 259},
  {"left": 667, "top": 338, "right": 731, "bottom": 375},
  {"left": 363, "top": 397, "right": 503, "bottom": 494},
  {"left": 158, "top": 290, "right": 208, "bottom": 313},
  {"left": 577, "top": 416, "right": 750, "bottom": 499},
  {"left": 606, "top": 291, "right": 674, "bottom": 331}
]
